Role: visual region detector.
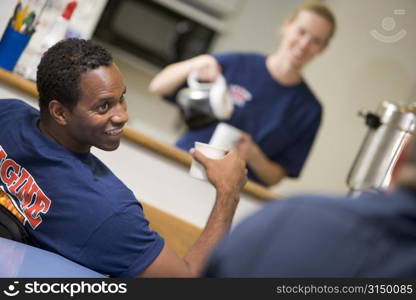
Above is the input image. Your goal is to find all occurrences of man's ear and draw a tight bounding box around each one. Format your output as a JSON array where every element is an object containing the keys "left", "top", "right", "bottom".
[{"left": 49, "top": 100, "right": 70, "bottom": 126}]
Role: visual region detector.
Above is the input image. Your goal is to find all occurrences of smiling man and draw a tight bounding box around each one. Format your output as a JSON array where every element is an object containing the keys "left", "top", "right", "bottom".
[
  {"left": 0, "top": 39, "right": 247, "bottom": 277},
  {"left": 149, "top": 1, "right": 336, "bottom": 187}
]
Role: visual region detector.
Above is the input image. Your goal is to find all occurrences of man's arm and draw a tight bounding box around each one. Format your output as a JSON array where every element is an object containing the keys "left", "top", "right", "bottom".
[
  {"left": 148, "top": 54, "right": 221, "bottom": 97},
  {"left": 237, "top": 133, "right": 287, "bottom": 186},
  {"left": 137, "top": 148, "right": 247, "bottom": 277}
]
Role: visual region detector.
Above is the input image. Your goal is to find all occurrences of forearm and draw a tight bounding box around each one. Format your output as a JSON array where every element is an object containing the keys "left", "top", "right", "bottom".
[
  {"left": 137, "top": 149, "right": 245, "bottom": 278},
  {"left": 149, "top": 54, "right": 220, "bottom": 96},
  {"left": 183, "top": 188, "right": 239, "bottom": 276},
  {"left": 148, "top": 61, "right": 192, "bottom": 96},
  {"left": 247, "top": 146, "right": 286, "bottom": 186}
]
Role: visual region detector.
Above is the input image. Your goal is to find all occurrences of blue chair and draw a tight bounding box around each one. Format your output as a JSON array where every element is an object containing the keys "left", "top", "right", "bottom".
[
  {"left": 0, "top": 236, "right": 105, "bottom": 277},
  {"left": 0, "top": 204, "right": 103, "bottom": 277}
]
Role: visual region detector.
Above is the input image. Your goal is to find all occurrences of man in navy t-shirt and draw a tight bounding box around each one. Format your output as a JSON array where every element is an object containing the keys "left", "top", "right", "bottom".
[
  {"left": 0, "top": 39, "right": 247, "bottom": 277},
  {"left": 149, "top": 1, "right": 336, "bottom": 186}
]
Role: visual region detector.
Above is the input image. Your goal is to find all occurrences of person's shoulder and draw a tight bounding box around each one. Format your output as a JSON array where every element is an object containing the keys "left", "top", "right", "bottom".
[
  {"left": 294, "top": 81, "right": 322, "bottom": 111},
  {"left": 0, "top": 98, "right": 33, "bottom": 112},
  {"left": 297, "top": 81, "right": 320, "bottom": 100},
  {"left": 284, "top": 191, "right": 408, "bottom": 223},
  {"left": 213, "top": 52, "right": 265, "bottom": 63},
  {"left": 0, "top": 99, "right": 38, "bottom": 136},
  {"left": 253, "top": 193, "right": 360, "bottom": 224}
]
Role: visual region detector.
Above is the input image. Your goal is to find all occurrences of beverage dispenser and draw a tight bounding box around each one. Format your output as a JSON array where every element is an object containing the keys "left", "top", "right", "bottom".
[{"left": 347, "top": 101, "right": 416, "bottom": 196}]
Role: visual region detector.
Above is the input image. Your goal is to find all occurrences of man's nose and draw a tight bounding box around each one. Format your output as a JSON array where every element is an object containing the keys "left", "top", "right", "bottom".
[{"left": 111, "top": 103, "right": 129, "bottom": 124}]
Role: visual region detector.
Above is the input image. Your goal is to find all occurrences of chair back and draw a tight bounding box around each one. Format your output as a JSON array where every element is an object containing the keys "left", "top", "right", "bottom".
[{"left": 0, "top": 205, "right": 34, "bottom": 245}]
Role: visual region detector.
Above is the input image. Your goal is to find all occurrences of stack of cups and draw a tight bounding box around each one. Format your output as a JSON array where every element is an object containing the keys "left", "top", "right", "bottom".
[{"left": 209, "top": 122, "right": 243, "bottom": 150}]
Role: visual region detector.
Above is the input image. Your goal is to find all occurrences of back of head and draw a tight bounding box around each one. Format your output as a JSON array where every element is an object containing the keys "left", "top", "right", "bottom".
[
  {"left": 289, "top": 1, "right": 337, "bottom": 42},
  {"left": 37, "top": 38, "right": 113, "bottom": 119}
]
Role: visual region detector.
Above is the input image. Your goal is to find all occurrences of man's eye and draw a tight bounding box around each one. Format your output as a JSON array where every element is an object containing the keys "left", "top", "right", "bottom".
[{"left": 97, "top": 103, "right": 109, "bottom": 112}]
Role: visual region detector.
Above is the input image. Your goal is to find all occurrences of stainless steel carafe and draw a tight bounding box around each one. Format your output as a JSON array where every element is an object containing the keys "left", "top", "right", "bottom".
[
  {"left": 347, "top": 101, "right": 416, "bottom": 196},
  {"left": 177, "top": 72, "right": 233, "bottom": 129}
]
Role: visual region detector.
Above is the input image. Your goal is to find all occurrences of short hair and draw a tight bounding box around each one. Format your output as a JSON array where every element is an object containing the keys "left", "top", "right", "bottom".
[
  {"left": 37, "top": 38, "right": 113, "bottom": 116},
  {"left": 288, "top": 1, "right": 337, "bottom": 42}
]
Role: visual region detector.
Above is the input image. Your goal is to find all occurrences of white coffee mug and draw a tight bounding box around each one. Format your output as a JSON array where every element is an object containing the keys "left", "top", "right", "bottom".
[
  {"left": 209, "top": 122, "right": 243, "bottom": 150},
  {"left": 189, "top": 142, "right": 226, "bottom": 180}
]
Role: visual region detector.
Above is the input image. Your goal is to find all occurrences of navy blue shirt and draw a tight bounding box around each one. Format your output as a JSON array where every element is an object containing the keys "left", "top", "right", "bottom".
[
  {"left": 0, "top": 99, "right": 164, "bottom": 277},
  {"left": 204, "top": 189, "right": 416, "bottom": 277},
  {"left": 166, "top": 53, "right": 322, "bottom": 184}
]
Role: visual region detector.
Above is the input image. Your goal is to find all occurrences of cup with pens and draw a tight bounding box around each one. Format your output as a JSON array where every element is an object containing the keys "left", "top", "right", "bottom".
[{"left": 0, "top": 1, "right": 43, "bottom": 72}]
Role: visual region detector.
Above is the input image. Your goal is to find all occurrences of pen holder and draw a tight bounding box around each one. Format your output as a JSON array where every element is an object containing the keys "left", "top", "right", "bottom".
[{"left": 0, "top": 26, "right": 31, "bottom": 72}]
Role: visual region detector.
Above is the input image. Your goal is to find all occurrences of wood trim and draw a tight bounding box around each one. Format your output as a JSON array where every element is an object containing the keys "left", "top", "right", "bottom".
[
  {"left": 122, "top": 126, "right": 279, "bottom": 200},
  {"left": 123, "top": 126, "right": 191, "bottom": 166},
  {"left": 142, "top": 202, "right": 201, "bottom": 258},
  {"left": 0, "top": 68, "right": 38, "bottom": 97}
]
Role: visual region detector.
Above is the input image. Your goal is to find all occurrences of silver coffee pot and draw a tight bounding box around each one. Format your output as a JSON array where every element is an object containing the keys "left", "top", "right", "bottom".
[
  {"left": 177, "top": 71, "right": 233, "bottom": 129},
  {"left": 347, "top": 101, "right": 416, "bottom": 196}
]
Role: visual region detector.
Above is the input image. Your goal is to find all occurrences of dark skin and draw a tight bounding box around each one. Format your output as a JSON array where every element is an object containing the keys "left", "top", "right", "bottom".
[
  {"left": 38, "top": 63, "right": 248, "bottom": 277},
  {"left": 38, "top": 64, "right": 128, "bottom": 153}
]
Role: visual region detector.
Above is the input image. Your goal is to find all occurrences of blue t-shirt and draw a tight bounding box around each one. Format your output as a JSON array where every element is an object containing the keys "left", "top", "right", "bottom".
[
  {"left": 0, "top": 99, "right": 164, "bottom": 277},
  {"left": 204, "top": 189, "right": 416, "bottom": 277},
  {"left": 165, "top": 53, "right": 322, "bottom": 184}
]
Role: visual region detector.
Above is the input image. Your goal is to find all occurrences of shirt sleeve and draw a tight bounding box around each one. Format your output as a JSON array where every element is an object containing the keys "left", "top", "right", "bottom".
[{"left": 77, "top": 205, "right": 164, "bottom": 278}]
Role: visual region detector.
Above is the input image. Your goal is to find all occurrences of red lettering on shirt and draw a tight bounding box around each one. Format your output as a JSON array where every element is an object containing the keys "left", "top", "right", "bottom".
[
  {"left": 0, "top": 159, "right": 20, "bottom": 186},
  {"left": 16, "top": 175, "right": 38, "bottom": 209},
  {"left": 0, "top": 148, "right": 6, "bottom": 161},
  {"left": 0, "top": 146, "right": 51, "bottom": 229},
  {"left": 8, "top": 168, "right": 30, "bottom": 194},
  {"left": 24, "top": 189, "right": 51, "bottom": 229}
]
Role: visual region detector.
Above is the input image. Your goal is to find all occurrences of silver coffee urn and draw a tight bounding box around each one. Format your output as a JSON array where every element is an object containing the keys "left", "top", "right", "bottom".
[{"left": 347, "top": 101, "right": 416, "bottom": 196}]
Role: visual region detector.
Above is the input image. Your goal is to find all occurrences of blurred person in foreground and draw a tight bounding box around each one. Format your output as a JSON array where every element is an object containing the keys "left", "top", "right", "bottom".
[
  {"left": 0, "top": 38, "right": 247, "bottom": 277},
  {"left": 149, "top": 1, "right": 336, "bottom": 187},
  {"left": 204, "top": 140, "right": 416, "bottom": 277}
]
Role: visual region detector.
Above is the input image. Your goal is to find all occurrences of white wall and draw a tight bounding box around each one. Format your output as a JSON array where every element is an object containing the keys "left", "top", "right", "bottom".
[
  {"left": 212, "top": 0, "right": 306, "bottom": 53},
  {"left": 0, "top": 0, "right": 15, "bottom": 38}
]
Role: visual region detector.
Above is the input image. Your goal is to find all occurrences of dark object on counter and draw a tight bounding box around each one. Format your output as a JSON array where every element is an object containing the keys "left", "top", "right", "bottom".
[
  {"left": 0, "top": 204, "right": 34, "bottom": 246},
  {"left": 93, "top": 0, "right": 216, "bottom": 67}
]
